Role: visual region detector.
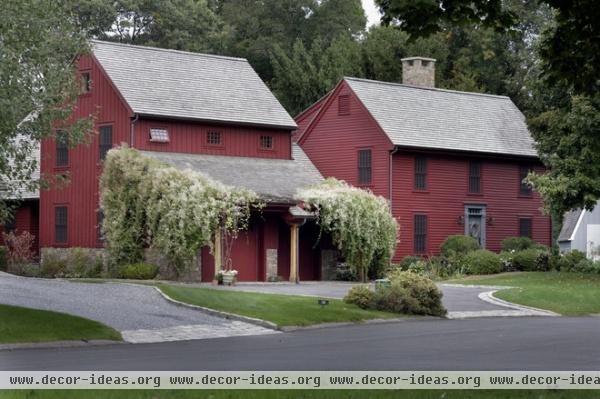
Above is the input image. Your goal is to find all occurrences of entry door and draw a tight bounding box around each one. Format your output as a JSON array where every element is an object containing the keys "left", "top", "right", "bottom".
[{"left": 465, "top": 205, "right": 486, "bottom": 248}]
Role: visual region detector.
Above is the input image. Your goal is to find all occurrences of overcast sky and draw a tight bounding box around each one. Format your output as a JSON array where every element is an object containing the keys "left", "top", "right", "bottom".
[{"left": 361, "top": 0, "right": 381, "bottom": 27}]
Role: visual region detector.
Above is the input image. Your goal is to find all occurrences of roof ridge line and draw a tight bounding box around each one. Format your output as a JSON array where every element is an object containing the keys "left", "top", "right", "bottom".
[
  {"left": 90, "top": 39, "right": 248, "bottom": 63},
  {"left": 343, "top": 76, "right": 511, "bottom": 100}
]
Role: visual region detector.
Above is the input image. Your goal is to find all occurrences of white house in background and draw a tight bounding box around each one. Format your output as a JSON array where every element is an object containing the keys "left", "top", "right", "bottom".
[{"left": 558, "top": 200, "right": 600, "bottom": 260}]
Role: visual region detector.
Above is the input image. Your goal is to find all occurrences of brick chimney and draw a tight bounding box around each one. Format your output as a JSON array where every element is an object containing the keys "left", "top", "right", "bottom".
[{"left": 401, "top": 57, "right": 436, "bottom": 87}]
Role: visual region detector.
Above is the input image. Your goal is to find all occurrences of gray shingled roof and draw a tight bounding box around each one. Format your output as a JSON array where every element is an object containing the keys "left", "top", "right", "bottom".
[
  {"left": 345, "top": 77, "right": 537, "bottom": 157},
  {"left": 558, "top": 209, "right": 583, "bottom": 242},
  {"left": 141, "top": 145, "right": 322, "bottom": 202},
  {"left": 91, "top": 40, "right": 296, "bottom": 130}
]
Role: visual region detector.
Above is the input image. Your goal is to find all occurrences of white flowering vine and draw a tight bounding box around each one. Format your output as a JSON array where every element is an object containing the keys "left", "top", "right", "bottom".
[
  {"left": 297, "top": 178, "right": 398, "bottom": 282},
  {"left": 100, "top": 147, "right": 259, "bottom": 275}
]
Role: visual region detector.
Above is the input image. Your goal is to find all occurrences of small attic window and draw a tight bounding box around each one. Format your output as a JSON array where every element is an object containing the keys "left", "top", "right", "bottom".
[
  {"left": 150, "top": 128, "right": 169, "bottom": 143},
  {"left": 338, "top": 95, "right": 350, "bottom": 115},
  {"left": 81, "top": 72, "right": 91, "bottom": 93},
  {"left": 260, "top": 135, "right": 273, "bottom": 149},
  {"left": 207, "top": 131, "right": 221, "bottom": 145}
]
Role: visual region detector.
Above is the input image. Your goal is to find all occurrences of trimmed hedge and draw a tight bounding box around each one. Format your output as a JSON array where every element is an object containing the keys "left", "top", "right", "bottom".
[
  {"left": 440, "top": 235, "right": 479, "bottom": 258},
  {"left": 343, "top": 285, "right": 374, "bottom": 309},
  {"left": 501, "top": 236, "right": 535, "bottom": 252},
  {"left": 462, "top": 249, "right": 503, "bottom": 275},
  {"left": 554, "top": 250, "right": 587, "bottom": 272},
  {"left": 119, "top": 263, "right": 159, "bottom": 280}
]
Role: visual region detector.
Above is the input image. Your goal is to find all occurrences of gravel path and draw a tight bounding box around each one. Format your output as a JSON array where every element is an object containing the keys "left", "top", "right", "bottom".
[{"left": 0, "top": 272, "right": 276, "bottom": 343}]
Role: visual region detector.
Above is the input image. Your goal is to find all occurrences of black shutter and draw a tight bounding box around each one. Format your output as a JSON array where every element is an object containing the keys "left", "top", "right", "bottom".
[
  {"left": 358, "top": 149, "right": 372, "bottom": 184},
  {"left": 99, "top": 126, "right": 113, "bottom": 161},
  {"left": 55, "top": 207, "right": 68, "bottom": 243},
  {"left": 414, "top": 214, "right": 427, "bottom": 253},
  {"left": 414, "top": 156, "right": 427, "bottom": 190},
  {"left": 469, "top": 161, "right": 481, "bottom": 193},
  {"left": 55, "top": 131, "right": 69, "bottom": 167},
  {"left": 519, "top": 218, "right": 532, "bottom": 238}
]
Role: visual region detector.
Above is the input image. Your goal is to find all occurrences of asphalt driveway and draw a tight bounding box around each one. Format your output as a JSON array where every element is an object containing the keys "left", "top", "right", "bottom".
[{"left": 0, "top": 272, "right": 276, "bottom": 343}]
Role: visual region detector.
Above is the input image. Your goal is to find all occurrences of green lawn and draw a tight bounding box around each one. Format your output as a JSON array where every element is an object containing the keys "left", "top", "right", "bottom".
[
  {"left": 0, "top": 390, "right": 598, "bottom": 399},
  {"left": 158, "top": 285, "right": 398, "bottom": 327},
  {"left": 450, "top": 272, "right": 600, "bottom": 316},
  {"left": 0, "top": 304, "right": 121, "bottom": 344}
]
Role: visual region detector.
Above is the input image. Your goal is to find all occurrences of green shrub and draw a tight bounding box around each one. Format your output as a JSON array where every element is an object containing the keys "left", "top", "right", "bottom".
[
  {"left": 343, "top": 285, "right": 374, "bottom": 309},
  {"left": 511, "top": 248, "right": 550, "bottom": 271},
  {"left": 66, "top": 248, "right": 104, "bottom": 278},
  {"left": 0, "top": 246, "right": 7, "bottom": 271},
  {"left": 383, "top": 271, "right": 446, "bottom": 316},
  {"left": 501, "top": 236, "right": 535, "bottom": 252},
  {"left": 571, "top": 259, "right": 600, "bottom": 274},
  {"left": 555, "top": 250, "right": 587, "bottom": 272},
  {"left": 397, "top": 255, "right": 423, "bottom": 271},
  {"left": 119, "top": 263, "right": 159, "bottom": 280},
  {"left": 40, "top": 254, "right": 68, "bottom": 278},
  {"left": 407, "top": 260, "right": 428, "bottom": 275},
  {"left": 440, "top": 235, "right": 479, "bottom": 258},
  {"left": 462, "top": 249, "right": 503, "bottom": 275}
]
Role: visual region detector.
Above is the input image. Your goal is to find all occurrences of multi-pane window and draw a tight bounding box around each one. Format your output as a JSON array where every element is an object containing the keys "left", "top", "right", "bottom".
[
  {"left": 55, "top": 130, "right": 69, "bottom": 167},
  {"left": 149, "top": 128, "right": 169, "bottom": 143},
  {"left": 519, "top": 165, "right": 532, "bottom": 196},
  {"left": 358, "top": 149, "right": 372, "bottom": 184},
  {"left": 55, "top": 206, "right": 68, "bottom": 243},
  {"left": 469, "top": 160, "right": 481, "bottom": 193},
  {"left": 338, "top": 95, "right": 350, "bottom": 115},
  {"left": 414, "top": 156, "right": 427, "bottom": 190},
  {"left": 207, "top": 131, "right": 221, "bottom": 145},
  {"left": 260, "top": 135, "right": 273, "bottom": 149},
  {"left": 519, "top": 218, "right": 532, "bottom": 238},
  {"left": 99, "top": 125, "right": 112, "bottom": 161},
  {"left": 81, "top": 72, "right": 91, "bottom": 93},
  {"left": 414, "top": 214, "right": 427, "bottom": 253},
  {"left": 96, "top": 209, "right": 104, "bottom": 242}
]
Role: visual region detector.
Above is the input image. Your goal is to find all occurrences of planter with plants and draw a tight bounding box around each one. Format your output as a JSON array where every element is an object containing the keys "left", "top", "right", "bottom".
[{"left": 218, "top": 269, "right": 238, "bottom": 285}]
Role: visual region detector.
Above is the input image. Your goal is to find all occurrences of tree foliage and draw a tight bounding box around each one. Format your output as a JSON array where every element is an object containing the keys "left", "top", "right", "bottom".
[
  {"left": 297, "top": 178, "right": 398, "bottom": 282},
  {"left": 0, "top": 0, "right": 94, "bottom": 223},
  {"left": 100, "top": 147, "right": 259, "bottom": 274}
]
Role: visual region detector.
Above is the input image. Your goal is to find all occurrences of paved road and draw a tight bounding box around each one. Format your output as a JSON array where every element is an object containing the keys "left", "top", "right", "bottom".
[
  {"left": 2, "top": 317, "right": 598, "bottom": 371},
  {"left": 0, "top": 273, "right": 275, "bottom": 343}
]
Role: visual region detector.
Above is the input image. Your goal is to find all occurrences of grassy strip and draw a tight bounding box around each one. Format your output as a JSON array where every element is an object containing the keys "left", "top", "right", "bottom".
[
  {"left": 0, "top": 304, "right": 121, "bottom": 344},
  {"left": 158, "top": 284, "right": 398, "bottom": 327},
  {"left": 0, "top": 390, "right": 598, "bottom": 399},
  {"left": 449, "top": 272, "right": 600, "bottom": 316}
]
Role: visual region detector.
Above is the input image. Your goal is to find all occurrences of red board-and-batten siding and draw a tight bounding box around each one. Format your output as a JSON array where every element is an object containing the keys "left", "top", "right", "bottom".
[
  {"left": 297, "top": 80, "right": 551, "bottom": 261},
  {"left": 39, "top": 54, "right": 292, "bottom": 251}
]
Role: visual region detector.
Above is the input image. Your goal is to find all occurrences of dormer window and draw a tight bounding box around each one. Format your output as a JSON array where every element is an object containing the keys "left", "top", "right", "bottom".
[
  {"left": 260, "top": 135, "right": 273, "bottom": 149},
  {"left": 81, "top": 72, "right": 91, "bottom": 93},
  {"left": 207, "top": 131, "right": 221, "bottom": 145},
  {"left": 150, "top": 128, "right": 169, "bottom": 143}
]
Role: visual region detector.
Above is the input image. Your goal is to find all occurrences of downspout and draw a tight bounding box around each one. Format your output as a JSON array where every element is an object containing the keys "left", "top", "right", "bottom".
[
  {"left": 130, "top": 114, "right": 139, "bottom": 148},
  {"left": 388, "top": 146, "right": 399, "bottom": 211}
]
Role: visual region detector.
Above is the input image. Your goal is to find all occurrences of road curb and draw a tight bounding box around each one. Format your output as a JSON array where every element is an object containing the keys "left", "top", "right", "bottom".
[
  {"left": 154, "top": 287, "right": 280, "bottom": 331},
  {"left": 479, "top": 290, "right": 560, "bottom": 316},
  {"left": 0, "top": 340, "right": 124, "bottom": 351}
]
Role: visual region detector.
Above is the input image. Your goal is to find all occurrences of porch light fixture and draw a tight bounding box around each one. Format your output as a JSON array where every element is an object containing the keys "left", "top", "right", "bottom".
[
  {"left": 318, "top": 299, "right": 329, "bottom": 309},
  {"left": 458, "top": 215, "right": 465, "bottom": 225},
  {"left": 486, "top": 216, "right": 495, "bottom": 226}
]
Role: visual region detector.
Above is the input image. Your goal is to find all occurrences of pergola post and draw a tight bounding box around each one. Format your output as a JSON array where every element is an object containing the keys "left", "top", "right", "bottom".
[
  {"left": 214, "top": 227, "right": 222, "bottom": 277},
  {"left": 289, "top": 223, "right": 299, "bottom": 284}
]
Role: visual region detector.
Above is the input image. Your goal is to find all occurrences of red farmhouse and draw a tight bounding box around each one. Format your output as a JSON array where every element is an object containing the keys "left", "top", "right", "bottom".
[
  {"left": 296, "top": 57, "right": 551, "bottom": 261},
  {"left": 38, "top": 40, "right": 331, "bottom": 282}
]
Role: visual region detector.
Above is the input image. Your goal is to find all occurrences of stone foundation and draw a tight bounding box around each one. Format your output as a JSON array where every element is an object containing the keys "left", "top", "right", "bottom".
[
  {"left": 320, "top": 249, "right": 338, "bottom": 280},
  {"left": 266, "top": 248, "right": 278, "bottom": 281}
]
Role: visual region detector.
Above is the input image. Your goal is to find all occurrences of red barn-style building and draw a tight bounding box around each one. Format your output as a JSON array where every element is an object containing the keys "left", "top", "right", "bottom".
[
  {"left": 296, "top": 57, "right": 551, "bottom": 261},
  {"left": 37, "top": 40, "right": 330, "bottom": 282}
]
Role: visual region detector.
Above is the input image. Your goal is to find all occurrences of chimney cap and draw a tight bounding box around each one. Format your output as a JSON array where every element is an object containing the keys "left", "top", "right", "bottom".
[{"left": 401, "top": 56, "right": 437, "bottom": 62}]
